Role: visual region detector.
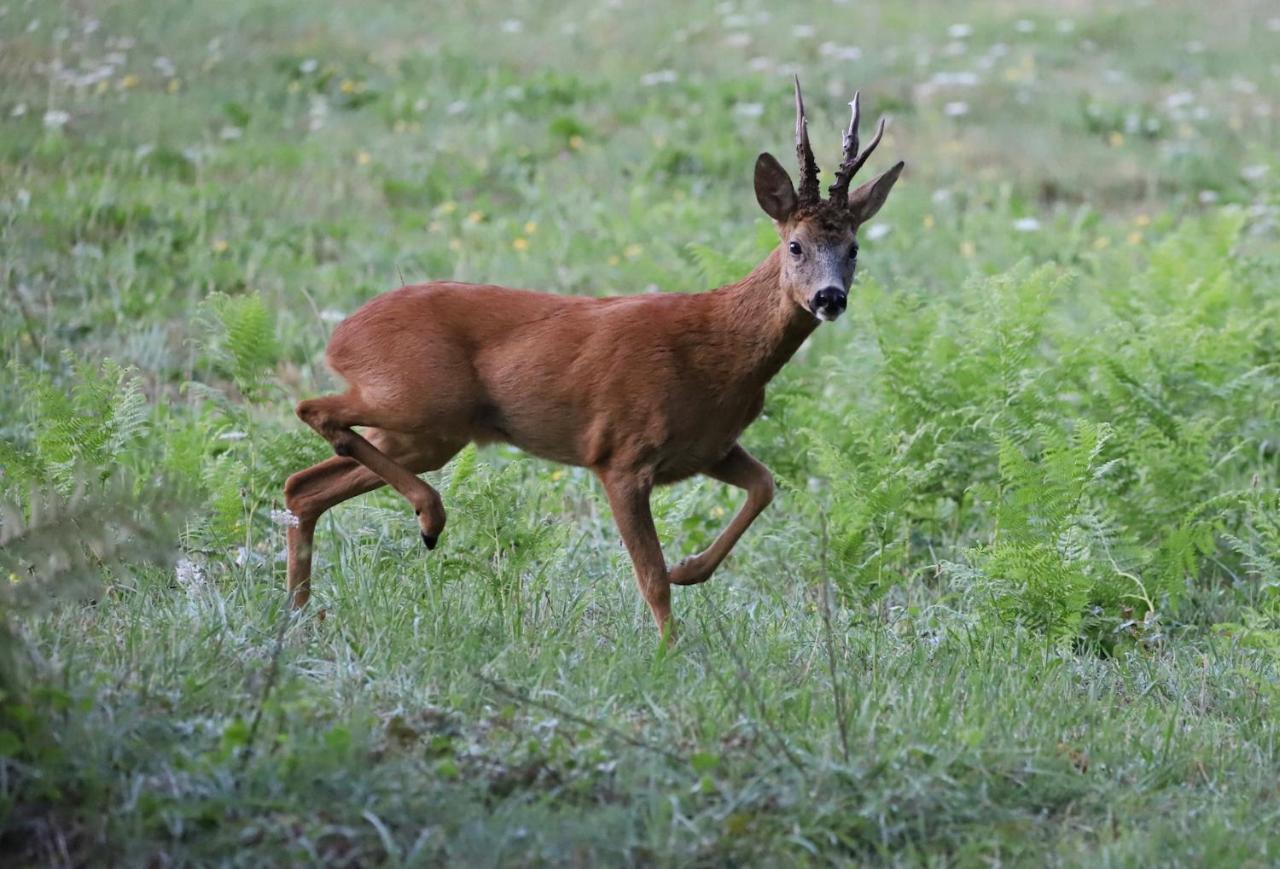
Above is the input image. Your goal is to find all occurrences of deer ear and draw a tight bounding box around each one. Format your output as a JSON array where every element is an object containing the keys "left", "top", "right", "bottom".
[
  {"left": 847, "top": 161, "right": 905, "bottom": 225},
  {"left": 754, "top": 152, "right": 798, "bottom": 222}
]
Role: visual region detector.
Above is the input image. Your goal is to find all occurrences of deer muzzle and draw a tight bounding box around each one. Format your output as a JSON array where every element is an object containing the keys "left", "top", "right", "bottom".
[{"left": 811, "top": 286, "right": 848, "bottom": 321}]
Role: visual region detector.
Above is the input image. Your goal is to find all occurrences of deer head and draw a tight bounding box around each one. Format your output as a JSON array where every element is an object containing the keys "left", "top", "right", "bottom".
[{"left": 753, "top": 77, "right": 905, "bottom": 322}]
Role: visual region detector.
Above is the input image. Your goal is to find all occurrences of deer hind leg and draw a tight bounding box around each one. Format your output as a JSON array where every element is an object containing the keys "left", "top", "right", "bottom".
[
  {"left": 296, "top": 394, "right": 458, "bottom": 549},
  {"left": 284, "top": 429, "right": 464, "bottom": 607},
  {"left": 596, "top": 468, "right": 674, "bottom": 640},
  {"left": 668, "top": 444, "right": 775, "bottom": 587},
  {"left": 284, "top": 456, "right": 383, "bottom": 608}
]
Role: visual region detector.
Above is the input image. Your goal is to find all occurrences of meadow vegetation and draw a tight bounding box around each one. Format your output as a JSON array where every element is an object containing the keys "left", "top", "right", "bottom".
[{"left": 2, "top": 0, "right": 1279, "bottom": 863}]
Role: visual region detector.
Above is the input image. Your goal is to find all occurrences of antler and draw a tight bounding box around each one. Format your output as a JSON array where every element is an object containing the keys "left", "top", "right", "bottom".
[
  {"left": 793, "top": 76, "right": 821, "bottom": 205},
  {"left": 827, "top": 90, "right": 887, "bottom": 203}
]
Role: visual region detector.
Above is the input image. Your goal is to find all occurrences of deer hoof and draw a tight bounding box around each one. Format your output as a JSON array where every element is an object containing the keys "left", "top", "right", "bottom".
[{"left": 421, "top": 532, "right": 438, "bottom": 550}]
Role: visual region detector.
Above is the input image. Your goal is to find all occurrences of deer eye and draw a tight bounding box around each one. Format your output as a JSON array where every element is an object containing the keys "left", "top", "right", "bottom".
[
  {"left": 850, "top": 246, "right": 859, "bottom": 261},
  {"left": 788, "top": 241, "right": 803, "bottom": 256}
]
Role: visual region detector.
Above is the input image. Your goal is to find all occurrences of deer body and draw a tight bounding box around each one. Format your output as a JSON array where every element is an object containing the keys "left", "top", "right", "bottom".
[
  {"left": 284, "top": 79, "right": 903, "bottom": 637},
  {"left": 326, "top": 251, "right": 803, "bottom": 474}
]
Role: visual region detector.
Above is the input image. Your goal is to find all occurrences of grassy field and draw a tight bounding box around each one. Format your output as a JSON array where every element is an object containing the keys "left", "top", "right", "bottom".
[{"left": 3, "top": 0, "right": 1280, "bottom": 864}]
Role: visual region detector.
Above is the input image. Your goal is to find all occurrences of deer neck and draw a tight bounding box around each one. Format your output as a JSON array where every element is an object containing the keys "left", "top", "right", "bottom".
[{"left": 713, "top": 247, "right": 819, "bottom": 388}]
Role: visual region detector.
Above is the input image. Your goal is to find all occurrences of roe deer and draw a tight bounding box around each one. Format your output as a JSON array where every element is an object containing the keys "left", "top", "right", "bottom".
[{"left": 283, "top": 78, "right": 904, "bottom": 638}]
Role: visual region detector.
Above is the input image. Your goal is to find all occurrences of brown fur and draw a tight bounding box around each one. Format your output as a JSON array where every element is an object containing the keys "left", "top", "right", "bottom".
[{"left": 284, "top": 91, "right": 903, "bottom": 639}]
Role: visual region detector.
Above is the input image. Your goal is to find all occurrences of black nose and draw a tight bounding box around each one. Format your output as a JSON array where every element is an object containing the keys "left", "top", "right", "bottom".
[{"left": 812, "top": 286, "right": 847, "bottom": 316}]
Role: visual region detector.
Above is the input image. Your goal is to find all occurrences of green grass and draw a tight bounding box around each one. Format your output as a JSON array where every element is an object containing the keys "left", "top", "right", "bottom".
[{"left": 3, "top": 0, "right": 1280, "bottom": 864}]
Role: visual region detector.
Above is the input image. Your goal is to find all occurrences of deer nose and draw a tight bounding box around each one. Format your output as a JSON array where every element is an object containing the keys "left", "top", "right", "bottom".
[{"left": 812, "top": 286, "right": 847, "bottom": 320}]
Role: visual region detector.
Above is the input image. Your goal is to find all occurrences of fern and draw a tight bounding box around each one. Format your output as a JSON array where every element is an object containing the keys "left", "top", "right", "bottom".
[
  {"left": 2, "top": 355, "right": 150, "bottom": 495},
  {"left": 205, "top": 291, "right": 281, "bottom": 398}
]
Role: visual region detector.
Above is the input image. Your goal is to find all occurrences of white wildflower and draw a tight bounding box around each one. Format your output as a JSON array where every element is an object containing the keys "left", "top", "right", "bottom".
[
  {"left": 218, "top": 430, "right": 248, "bottom": 441},
  {"left": 1268, "top": 17, "right": 1280, "bottom": 32},
  {"left": 639, "top": 69, "right": 678, "bottom": 86},
  {"left": 819, "top": 42, "right": 861, "bottom": 60},
  {"left": 792, "top": 24, "right": 815, "bottom": 38},
  {"left": 748, "top": 57, "right": 774, "bottom": 72},
  {"left": 219, "top": 125, "right": 242, "bottom": 140},
  {"left": 270, "top": 509, "right": 301, "bottom": 528},
  {"left": 1013, "top": 217, "right": 1041, "bottom": 232},
  {"left": 1057, "top": 19, "right": 1075, "bottom": 33},
  {"left": 153, "top": 56, "right": 175, "bottom": 77},
  {"left": 1165, "top": 91, "right": 1195, "bottom": 109},
  {"left": 175, "top": 557, "right": 205, "bottom": 589},
  {"left": 11, "top": 102, "right": 26, "bottom": 117},
  {"left": 1241, "top": 164, "right": 1270, "bottom": 182},
  {"left": 42, "top": 109, "right": 70, "bottom": 130},
  {"left": 724, "top": 32, "right": 751, "bottom": 48},
  {"left": 1014, "top": 19, "right": 1036, "bottom": 34},
  {"left": 865, "top": 223, "right": 891, "bottom": 241},
  {"left": 319, "top": 308, "right": 346, "bottom": 323},
  {"left": 1198, "top": 190, "right": 1219, "bottom": 204},
  {"left": 299, "top": 58, "right": 318, "bottom": 74},
  {"left": 501, "top": 18, "right": 522, "bottom": 33},
  {"left": 929, "top": 71, "right": 980, "bottom": 87},
  {"left": 1185, "top": 40, "right": 1204, "bottom": 54},
  {"left": 16, "top": 189, "right": 30, "bottom": 209},
  {"left": 446, "top": 99, "right": 468, "bottom": 114},
  {"left": 733, "top": 101, "right": 764, "bottom": 118},
  {"left": 947, "top": 23, "right": 972, "bottom": 39},
  {"left": 943, "top": 100, "right": 969, "bottom": 117}
]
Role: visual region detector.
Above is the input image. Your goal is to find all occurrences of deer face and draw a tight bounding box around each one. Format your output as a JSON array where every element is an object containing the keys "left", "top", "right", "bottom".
[{"left": 753, "top": 79, "right": 905, "bottom": 323}]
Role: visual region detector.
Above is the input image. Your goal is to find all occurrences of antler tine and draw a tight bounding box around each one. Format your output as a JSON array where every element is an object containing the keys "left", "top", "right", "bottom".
[
  {"left": 793, "top": 75, "right": 821, "bottom": 205},
  {"left": 828, "top": 89, "right": 887, "bottom": 203},
  {"left": 844, "top": 91, "right": 861, "bottom": 168}
]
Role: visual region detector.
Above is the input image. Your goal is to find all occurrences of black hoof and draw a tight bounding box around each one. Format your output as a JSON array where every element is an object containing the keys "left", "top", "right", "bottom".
[{"left": 421, "top": 532, "right": 438, "bottom": 551}]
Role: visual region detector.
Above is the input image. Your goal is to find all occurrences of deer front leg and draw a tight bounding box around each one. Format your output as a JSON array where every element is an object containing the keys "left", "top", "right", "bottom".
[
  {"left": 669, "top": 443, "right": 775, "bottom": 586},
  {"left": 597, "top": 469, "right": 673, "bottom": 639}
]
